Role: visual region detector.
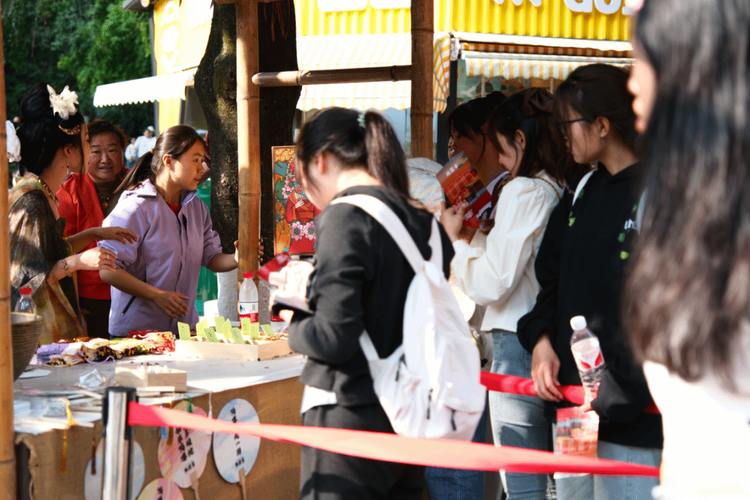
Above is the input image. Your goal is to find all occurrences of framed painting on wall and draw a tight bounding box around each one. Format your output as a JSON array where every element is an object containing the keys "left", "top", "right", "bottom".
[{"left": 272, "top": 146, "right": 320, "bottom": 255}]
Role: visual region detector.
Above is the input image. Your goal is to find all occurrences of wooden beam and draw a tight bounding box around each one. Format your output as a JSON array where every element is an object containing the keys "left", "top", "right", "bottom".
[
  {"left": 236, "top": 0, "right": 260, "bottom": 283},
  {"left": 410, "top": 0, "right": 433, "bottom": 159},
  {"left": 0, "top": 0, "right": 16, "bottom": 497},
  {"left": 252, "top": 65, "right": 411, "bottom": 87}
]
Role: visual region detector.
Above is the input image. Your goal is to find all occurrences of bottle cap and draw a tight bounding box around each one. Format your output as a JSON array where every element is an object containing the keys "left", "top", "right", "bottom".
[
  {"left": 570, "top": 315, "right": 587, "bottom": 331},
  {"left": 243, "top": 272, "right": 254, "bottom": 279},
  {"left": 20, "top": 286, "right": 32, "bottom": 296}
]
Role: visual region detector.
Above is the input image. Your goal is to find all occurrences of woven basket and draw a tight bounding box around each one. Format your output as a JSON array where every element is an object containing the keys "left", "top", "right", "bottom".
[{"left": 12, "top": 312, "right": 43, "bottom": 381}]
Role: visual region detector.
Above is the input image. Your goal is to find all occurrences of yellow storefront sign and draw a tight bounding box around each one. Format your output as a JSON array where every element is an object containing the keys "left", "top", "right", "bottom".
[
  {"left": 296, "top": 0, "right": 631, "bottom": 40},
  {"left": 153, "top": 0, "right": 213, "bottom": 130}
]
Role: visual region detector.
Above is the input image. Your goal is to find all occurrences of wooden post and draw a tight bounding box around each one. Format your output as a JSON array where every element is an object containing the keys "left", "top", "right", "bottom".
[
  {"left": 236, "top": 0, "right": 260, "bottom": 283},
  {"left": 0, "top": 1, "right": 16, "bottom": 498},
  {"left": 410, "top": 0, "right": 434, "bottom": 159}
]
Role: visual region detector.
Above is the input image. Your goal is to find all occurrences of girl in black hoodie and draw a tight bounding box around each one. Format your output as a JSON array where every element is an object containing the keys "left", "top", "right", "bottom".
[{"left": 517, "top": 64, "right": 663, "bottom": 500}]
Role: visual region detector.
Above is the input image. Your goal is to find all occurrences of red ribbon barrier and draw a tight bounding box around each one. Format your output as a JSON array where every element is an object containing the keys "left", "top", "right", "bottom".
[
  {"left": 480, "top": 372, "right": 660, "bottom": 414},
  {"left": 128, "top": 402, "right": 659, "bottom": 477}
]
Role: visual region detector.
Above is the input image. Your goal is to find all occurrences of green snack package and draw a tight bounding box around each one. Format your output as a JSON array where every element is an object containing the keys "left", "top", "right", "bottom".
[
  {"left": 249, "top": 322, "right": 260, "bottom": 340},
  {"left": 178, "top": 322, "right": 192, "bottom": 341},
  {"left": 220, "top": 319, "right": 232, "bottom": 336},
  {"left": 196, "top": 319, "right": 209, "bottom": 338},
  {"left": 205, "top": 327, "right": 220, "bottom": 343},
  {"left": 241, "top": 318, "right": 252, "bottom": 336},
  {"left": 214, "top": 316, "right": 226, "bottom": 332},
  {"left": 229, "top": 327, "right": 245, "bottom": 344},
  {"left": 261, "top": 324, "right": 275, "bottom": 337}
]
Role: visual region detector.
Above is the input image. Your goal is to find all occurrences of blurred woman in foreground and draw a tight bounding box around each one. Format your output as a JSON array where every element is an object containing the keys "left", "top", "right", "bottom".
[{"left": 625, "top": 0, "right": 750, "bottom": 497}]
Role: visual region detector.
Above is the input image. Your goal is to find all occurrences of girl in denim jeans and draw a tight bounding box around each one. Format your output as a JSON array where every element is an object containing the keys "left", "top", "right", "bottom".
[{"left": 442, "top": 89, "right": 586, "bottom": 499}]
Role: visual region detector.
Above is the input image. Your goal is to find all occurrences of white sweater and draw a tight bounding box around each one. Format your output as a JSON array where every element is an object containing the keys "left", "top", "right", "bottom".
[
  {"left": 645, "top": 341, "right": 750, "bottom": 500},
  {"left": 451, "top": 171, "right": 563, "bottom": 333}
]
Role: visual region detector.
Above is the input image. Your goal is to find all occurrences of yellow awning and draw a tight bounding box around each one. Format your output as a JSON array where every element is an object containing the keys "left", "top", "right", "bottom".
[
  {"left": 452, "top": 32, "right": 633, "bottom": 55},
  {"left": 453, "top": 33, "right": 632, "bottom": 81},
  {"left": 462, "top": 51, "right": 631, "bottom": 80},
  {"left": 296, "top": 33, "right": 451, "bottom": 112},
  {"left": 93, "top": 69, "right": 196, "bottom": 107}
]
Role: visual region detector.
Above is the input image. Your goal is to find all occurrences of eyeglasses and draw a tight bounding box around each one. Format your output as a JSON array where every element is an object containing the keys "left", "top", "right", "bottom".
[{"left": 558, "top": 118, "right": 588, "bottom": 137}]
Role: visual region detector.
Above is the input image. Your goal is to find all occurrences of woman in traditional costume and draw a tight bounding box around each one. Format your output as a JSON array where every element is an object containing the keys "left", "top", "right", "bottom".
[{"left": 9, "top": 83, "right": 136, "bottom": 344}]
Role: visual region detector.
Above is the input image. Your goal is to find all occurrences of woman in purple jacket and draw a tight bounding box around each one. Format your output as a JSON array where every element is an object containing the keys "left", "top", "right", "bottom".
[{"left": 99, "top": 125, "right": 238, "bottom": 337}]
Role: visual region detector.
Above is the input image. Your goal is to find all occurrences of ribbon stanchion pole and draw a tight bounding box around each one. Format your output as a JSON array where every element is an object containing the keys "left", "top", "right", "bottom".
[{"left": 102, "top": 387, "right": 138, "bottom": 500}]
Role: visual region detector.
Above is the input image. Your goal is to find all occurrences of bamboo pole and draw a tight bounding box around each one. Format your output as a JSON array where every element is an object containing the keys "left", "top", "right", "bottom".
[
  {"left": 0, "top": 1, "right": 16, "bottom": 497},
  {"left": 252, "top": 65, "right": 411, "bottom": 87},
  {"left": 410, "top": 0, "right": 434, "bottom": 159},
  {"left": 236, "top": 0, "right": 260, "bottom": 283}
]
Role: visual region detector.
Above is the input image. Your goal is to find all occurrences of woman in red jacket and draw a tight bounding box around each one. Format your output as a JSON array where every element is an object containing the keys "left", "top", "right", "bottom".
[{"left": 57, "top": 120, "right": 135, "bottom": 337}]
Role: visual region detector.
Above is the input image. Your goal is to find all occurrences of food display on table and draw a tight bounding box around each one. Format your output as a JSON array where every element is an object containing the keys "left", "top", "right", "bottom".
[
  {"left": 174, "top": 318, "right": 293, "bottom": 362},
  {"left": 35, "top": 332, "right": 177, "bottom": 366}
]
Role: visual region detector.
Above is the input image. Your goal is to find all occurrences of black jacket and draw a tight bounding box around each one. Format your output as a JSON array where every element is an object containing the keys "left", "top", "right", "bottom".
[
  {"left": 517, "top": 164, "right": 663, "bottom": 449},
  {"left": 288, "top": 185, "right": 454, "bottom": 406}
]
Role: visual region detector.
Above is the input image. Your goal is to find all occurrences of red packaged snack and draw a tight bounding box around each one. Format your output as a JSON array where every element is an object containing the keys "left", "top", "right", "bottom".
[{"left": 257, "top": 252, "right": 293, "bottom": 281}]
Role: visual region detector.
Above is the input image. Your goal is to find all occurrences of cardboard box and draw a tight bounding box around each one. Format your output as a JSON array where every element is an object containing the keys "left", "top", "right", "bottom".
[
  {"left": 115, "top": 366, "right": 188, "bottom": 392},
  {"left": 174, "top": 337, "right": 293, "bottom": 362}
]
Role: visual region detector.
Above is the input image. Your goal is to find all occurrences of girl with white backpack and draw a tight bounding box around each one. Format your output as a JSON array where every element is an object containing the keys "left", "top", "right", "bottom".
[{"left": 280, "top": 107, "right": 455, "bottom": 500}]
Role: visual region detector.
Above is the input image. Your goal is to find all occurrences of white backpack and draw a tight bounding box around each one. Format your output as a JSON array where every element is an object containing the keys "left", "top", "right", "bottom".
[{"left": 331, "top": 194, "right": 486, "bottom": 441}]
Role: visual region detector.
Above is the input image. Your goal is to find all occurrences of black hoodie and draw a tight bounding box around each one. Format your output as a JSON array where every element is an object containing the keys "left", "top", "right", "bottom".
[{"left": 517, "top": 163, "right": 663, "bottom": 449}]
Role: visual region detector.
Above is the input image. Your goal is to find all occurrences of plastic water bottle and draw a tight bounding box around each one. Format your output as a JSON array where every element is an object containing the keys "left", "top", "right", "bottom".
[
  {"left": 238, "top": 272, "right": 259, "bottom": 323},
  {"left": 15, "top": 286, "right": 37, "bottom": 316},
  {"left": 570, "top": 315, "right": 605, "bottom": 404}
]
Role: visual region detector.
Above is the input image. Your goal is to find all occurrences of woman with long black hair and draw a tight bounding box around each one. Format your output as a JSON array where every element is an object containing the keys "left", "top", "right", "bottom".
[{"left": 625, "top": 1, "right": 750, "bottom": 498}]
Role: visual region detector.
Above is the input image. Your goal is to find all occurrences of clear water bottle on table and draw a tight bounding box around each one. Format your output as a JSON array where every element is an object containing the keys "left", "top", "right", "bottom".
[
  {"left": 239, "top": 272, "right": 259, "bottom": 323},
  {"left": 15, "top": 286, "right": 37, "bottom": 316},
  {"left": 569, "top": 315, "right": 606, "bottom": 404}
]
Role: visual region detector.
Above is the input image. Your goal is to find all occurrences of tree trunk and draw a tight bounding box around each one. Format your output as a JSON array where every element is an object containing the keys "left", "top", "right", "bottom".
[
  {"left": 195, "top": 4, "right": 239, "bottom": 254},
  {"left": 195, "top": 2, "right": 299, "bottom": 257}
]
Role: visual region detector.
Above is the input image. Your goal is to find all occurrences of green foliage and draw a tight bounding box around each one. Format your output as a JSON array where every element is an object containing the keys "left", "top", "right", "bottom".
[{"left": 3, "top": 0, "right": 153, "bottom": 137}]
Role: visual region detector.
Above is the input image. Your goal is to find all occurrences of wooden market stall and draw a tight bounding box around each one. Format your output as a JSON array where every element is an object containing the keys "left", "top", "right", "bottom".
[{"left": 4, "top": 2, "right": 640, "bottom": 500}]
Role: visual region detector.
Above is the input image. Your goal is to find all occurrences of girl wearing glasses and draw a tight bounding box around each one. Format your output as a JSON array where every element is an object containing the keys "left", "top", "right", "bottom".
[
  {"left": 517, "top": 64, "right": 663, "bottom": 500},
  {"left": 441, "top": 89, "right": 586, "bottom": 499}
]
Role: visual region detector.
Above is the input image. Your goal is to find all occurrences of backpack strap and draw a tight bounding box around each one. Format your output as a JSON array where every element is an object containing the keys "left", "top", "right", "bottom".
[
  {"left": 572, "top": 169, "right": 595, "bottom": 206},
  {"left": 331, "top": 194, "right": 442, "bottom": 364},
  {"left": 331, "top": 194, "right": 427, "bottom": 274}
]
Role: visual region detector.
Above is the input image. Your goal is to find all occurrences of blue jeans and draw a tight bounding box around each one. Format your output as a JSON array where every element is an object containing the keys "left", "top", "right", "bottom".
[
  {"left": 424, "top": 406, "right": 488, "bottom": 500},
  {"left": 489, "top": 330, "right": 553, "bottom": 500},
  {"left": 556, "top": 441, "right": 662, "bottom": 500}
]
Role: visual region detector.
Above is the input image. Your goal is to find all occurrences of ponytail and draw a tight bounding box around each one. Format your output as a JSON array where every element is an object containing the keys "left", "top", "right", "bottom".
[
  {"left": 114, "top": 125, "right": 204, "bottom": 195},
  {"left": 296, "top": 107, "right": 411, "bottom": 199},
  {"left": 363, "top": 111, "right": 410, "bottom": 198},
  {"left": 115, "top": 151, "right": 155, "bottom": 194}
]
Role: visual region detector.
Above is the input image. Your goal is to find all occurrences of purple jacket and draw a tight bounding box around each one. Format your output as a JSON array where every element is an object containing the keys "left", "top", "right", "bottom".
[{"left": 99, "top": 180, "right": 223, "bottom": 336}]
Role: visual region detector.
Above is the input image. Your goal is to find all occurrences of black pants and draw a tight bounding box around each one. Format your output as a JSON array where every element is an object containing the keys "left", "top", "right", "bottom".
[
  {"left": 78, "top": 297, "right": 110, "bottom": 339},
  {"left": 300, "top": 403, "right": 425, "bottom": 500}
]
